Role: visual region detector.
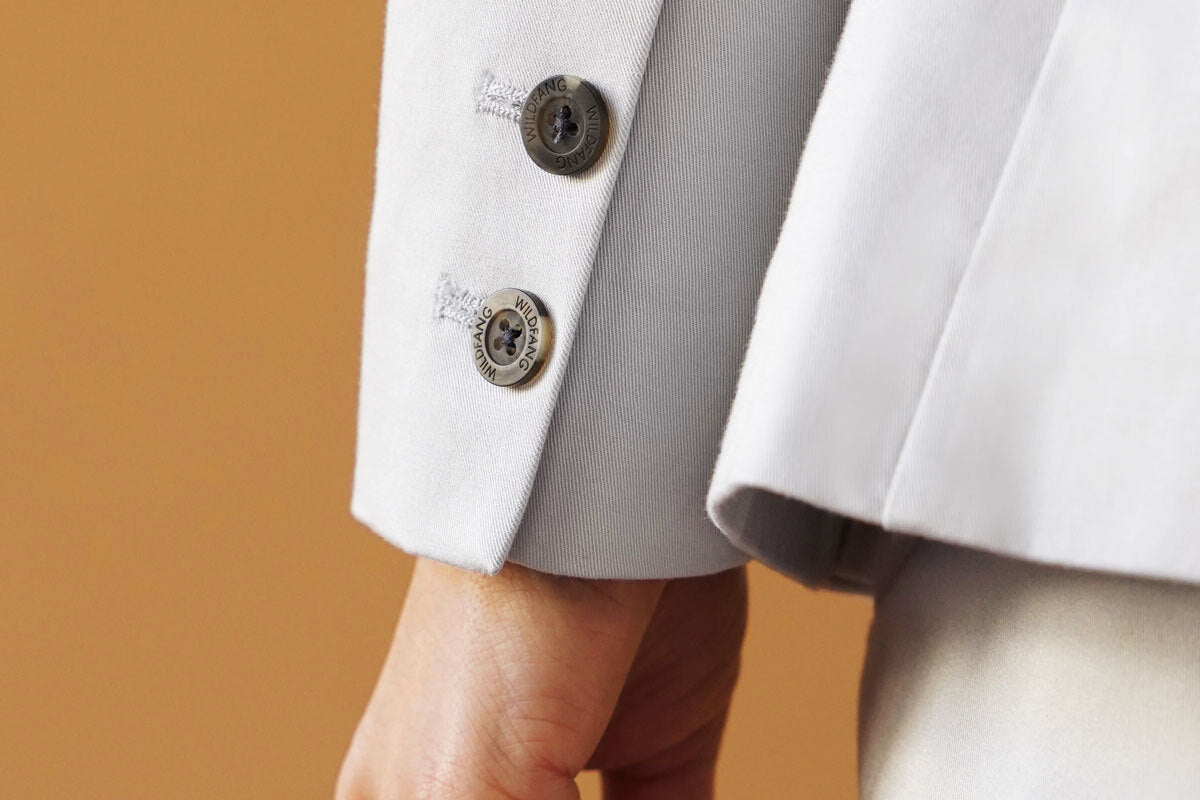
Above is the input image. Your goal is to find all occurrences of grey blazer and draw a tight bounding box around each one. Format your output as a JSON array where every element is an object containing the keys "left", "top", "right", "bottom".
[{"left": 351, "top": 0, "right": 1200, "bottom": 589}]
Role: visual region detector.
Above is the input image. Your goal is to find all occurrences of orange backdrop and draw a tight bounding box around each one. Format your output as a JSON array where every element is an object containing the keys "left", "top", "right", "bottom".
[{"left": 0, "top": 2, "right": 872, "bottom": 797}]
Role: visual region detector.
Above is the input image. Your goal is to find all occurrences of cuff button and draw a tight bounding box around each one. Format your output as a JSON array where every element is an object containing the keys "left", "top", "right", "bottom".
[
  {"left": 520, "top": 75, "right": 609, "bottom": 176},
  {"left": 472, "top": 288, "right": 553, "bottom": 387}
]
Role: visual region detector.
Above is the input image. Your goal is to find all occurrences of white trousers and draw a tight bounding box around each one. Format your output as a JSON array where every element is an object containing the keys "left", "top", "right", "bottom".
[{"left": 860, "top": 541, "right": 1200, "bottom": 799}]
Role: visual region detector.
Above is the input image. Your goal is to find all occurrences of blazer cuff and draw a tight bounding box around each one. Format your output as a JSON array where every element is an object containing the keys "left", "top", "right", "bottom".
[{"left": 350, "top": 0, "right": 668, "bottom": 574}]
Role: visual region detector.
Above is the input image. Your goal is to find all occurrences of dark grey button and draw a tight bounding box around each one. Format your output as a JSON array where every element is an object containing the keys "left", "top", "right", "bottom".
[
  {"left": 472, "top": 288, "right": 553, "bottom": 387},
  {"left": 520, "top": 75, "right": 609, "bottom": 176}
]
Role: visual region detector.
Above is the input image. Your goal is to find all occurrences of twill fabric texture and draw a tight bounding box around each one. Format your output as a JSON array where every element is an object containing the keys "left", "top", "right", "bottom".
[{"left": 506, "top": 0, "right": 851, "bottom": 577}]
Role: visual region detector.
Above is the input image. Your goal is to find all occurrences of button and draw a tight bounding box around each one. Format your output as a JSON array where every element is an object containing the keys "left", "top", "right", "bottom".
[
  {"left": 472, "top": 288, "right": 553, "bottom": 387},
  {"left": 520, "top": 75, "right": 609, "bottom": 175}
]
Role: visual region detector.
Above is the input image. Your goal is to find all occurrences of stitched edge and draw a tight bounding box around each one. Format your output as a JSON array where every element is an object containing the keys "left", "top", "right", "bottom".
[
  {"left": 433, "top": 273, "right": 486, "bottom": 328},
  {"left": 475, "top": 71, "right": 527, "bottom": 123}
]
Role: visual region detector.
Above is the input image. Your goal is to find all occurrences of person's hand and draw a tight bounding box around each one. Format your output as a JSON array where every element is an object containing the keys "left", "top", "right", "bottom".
[{"left": 336, "top": 557, "right": 748, "bottom": 799}]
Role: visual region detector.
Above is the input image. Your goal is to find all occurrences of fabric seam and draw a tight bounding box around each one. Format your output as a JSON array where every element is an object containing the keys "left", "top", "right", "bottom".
[
  {"left": 879, "top": 0, "right": 1074, "bottom": 524},
  {"left": 497, "top": 0, "right": 675, "bottom": 572}
]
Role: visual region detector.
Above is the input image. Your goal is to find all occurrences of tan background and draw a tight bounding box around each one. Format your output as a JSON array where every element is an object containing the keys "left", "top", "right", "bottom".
[{"left": 1, "top": 2, "right": 872, "bottom": 797}]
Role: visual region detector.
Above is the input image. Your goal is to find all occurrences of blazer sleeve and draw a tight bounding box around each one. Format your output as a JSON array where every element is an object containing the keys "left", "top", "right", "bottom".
[{"left": 349, "top": 0, "right": 853, "bottom": 578}]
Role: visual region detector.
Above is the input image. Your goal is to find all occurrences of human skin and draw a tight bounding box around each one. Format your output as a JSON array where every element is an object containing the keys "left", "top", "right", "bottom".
[{"left": 336, "top": 558, "right": 748, "bottom": 799}]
